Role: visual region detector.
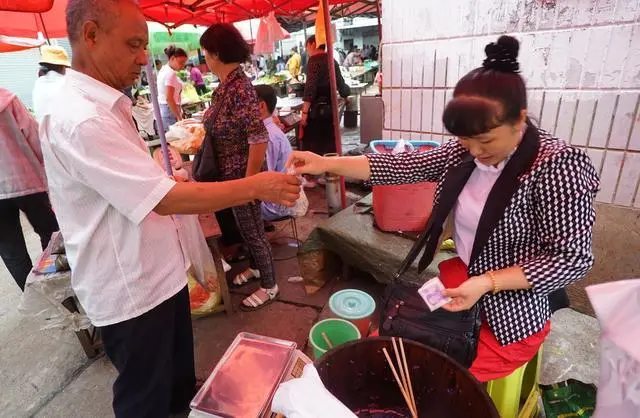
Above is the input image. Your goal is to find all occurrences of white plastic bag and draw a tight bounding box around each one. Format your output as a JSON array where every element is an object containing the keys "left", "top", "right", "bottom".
[
  {"left": 291, "top": 186, "right": 309, "bottom": 218},
  {"left": 391, "top": 139, "right": 414, "bottom": 155},
  {"left": 174, "top": 214, "right": 218, "bottom": 292},
  {"left": 272, "top": 364, "right": 356, "bottom": 418},
  {"left": 587, "top": 279, "right": 640, "bottom": 418}
]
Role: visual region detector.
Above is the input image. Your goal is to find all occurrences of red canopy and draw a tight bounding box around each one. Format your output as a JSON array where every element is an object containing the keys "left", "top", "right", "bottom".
[
  {"left": 0, "top": 0, "right": 67, "bottom": 38},
  {"left": 0, "top": 0, "right": 368, "bottom": 38},
  {"left": 138, "top": 0, "right": 358, "bottom": 29}
]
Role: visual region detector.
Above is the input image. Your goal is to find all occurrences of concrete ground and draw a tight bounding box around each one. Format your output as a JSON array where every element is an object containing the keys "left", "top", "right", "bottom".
[{"left": 1, "top": 189, "right": 601, "bottom": 418}]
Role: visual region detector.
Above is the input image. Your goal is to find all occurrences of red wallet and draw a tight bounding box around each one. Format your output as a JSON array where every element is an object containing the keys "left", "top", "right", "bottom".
[{"left": 438, "top": 257, "right": 469, "bottom": 289}]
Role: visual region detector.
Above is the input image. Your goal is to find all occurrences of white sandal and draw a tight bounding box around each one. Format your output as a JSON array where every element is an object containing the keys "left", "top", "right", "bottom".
[
  {"left": 240, "top": 285, "right": 279, "bottom": 311},
  {"left": 232, "top": 268, "right": 260, "bottom": 288}
]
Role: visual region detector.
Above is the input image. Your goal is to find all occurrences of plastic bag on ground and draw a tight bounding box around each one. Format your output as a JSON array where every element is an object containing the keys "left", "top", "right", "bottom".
[
  {"left": 586, "top": 279, "right": 640, "bottom": 418},
  {"left": 271, "top": 363, "right": 356, "bottom": 418}
]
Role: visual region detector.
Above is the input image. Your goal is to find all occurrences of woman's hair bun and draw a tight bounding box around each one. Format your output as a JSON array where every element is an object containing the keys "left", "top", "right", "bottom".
[
  {"left": 164, "top": 45, "right": 175, "bottom": 57},
  {"left": 483, "top": 35, "right": 520, "bottom": 73}
]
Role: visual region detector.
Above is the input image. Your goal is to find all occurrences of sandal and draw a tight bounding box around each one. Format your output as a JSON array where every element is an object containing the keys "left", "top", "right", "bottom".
[
  {"left": 239, "top": 285, "right": 279, "bottom": 311},
  {"left": 232, "top": 268, "right": 260, "bottom": 288}
]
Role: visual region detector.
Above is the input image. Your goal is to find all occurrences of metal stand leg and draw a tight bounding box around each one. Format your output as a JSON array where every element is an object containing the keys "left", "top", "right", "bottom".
[
  {"left": 290, "top": 217, "right": 299, "bottom": 250},
  {"left": 207, "top": 237, "right": 234, "bottom": 316}
]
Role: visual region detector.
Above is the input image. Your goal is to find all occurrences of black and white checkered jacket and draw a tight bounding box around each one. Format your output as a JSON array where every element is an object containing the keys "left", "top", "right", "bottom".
[{"left": 367, "top": 126, "right": 600, "bottom": 346}]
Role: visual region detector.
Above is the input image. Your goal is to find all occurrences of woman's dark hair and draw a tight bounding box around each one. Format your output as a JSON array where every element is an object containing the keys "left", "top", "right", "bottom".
[
  {"left": 199, "top": 24, "right": 250, "bottom": 64},
  {"left": 254, "top": 85, "right": 277, "bottom": 114},
  {"left": 164, "top": 45, "right": 187, "bottom": 59},
  {"left": 306, "top": 35, "right": 326, "bottom": 51},
  {"left": 38, "top": 63, "right": 66, "bottom": 76},
  {"left": 442, "top": 35, "right": 527, "bottom": 137}
]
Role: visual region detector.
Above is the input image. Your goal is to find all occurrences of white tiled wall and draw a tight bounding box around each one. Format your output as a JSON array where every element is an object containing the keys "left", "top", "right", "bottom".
[{"left": 380, "top": 0, "right": 640, "bottom": 207}]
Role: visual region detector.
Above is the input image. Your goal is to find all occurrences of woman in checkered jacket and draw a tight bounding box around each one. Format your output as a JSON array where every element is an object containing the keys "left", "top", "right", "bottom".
[{"left": 287, "top": 35, "right": 600, "bottom": 381}]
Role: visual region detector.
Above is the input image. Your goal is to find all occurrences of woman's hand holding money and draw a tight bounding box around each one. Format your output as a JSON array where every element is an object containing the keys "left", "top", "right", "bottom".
[{"left": 441, "top": 275, "right": 493, "bottom": 312}]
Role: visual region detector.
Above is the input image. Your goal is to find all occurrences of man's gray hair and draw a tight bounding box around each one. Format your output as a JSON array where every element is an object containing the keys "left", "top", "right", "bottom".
[{"left": 66, "top": 0, "right": 138, "bottom": 44}]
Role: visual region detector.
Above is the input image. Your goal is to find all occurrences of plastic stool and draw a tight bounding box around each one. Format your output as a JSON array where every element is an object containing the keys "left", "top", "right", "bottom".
[{"left": 486, "top": 347, "right": 543, "bottom": 418}]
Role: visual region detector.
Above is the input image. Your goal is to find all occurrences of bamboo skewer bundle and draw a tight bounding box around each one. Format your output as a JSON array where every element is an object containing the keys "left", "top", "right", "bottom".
[{"left": 382, "top": 337, "right": 418, "bottom": 418}]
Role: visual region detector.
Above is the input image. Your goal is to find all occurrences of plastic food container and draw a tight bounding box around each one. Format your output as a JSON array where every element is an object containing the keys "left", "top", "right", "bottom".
[
  {"left": 190, "top": 333, "right": 296, "bottom": 417},
  {"left": 369, "top": 140, "right": 440, "bottom": 232},
  {"left": 329, "top": 289, "right": 376, "bottom": 337},
  {"left": 309, "top": 318, "right": 361, "bottom": 360}
]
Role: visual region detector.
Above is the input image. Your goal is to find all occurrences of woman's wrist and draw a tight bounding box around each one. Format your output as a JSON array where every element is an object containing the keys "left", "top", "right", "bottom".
[{"left": 478, "top": 274, "right": 495, "bottom": 294}]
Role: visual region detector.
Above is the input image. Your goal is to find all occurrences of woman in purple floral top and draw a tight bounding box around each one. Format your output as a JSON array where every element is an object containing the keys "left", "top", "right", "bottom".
[{"left": 196, "top": 24, "right": 279, "bottom": 311}]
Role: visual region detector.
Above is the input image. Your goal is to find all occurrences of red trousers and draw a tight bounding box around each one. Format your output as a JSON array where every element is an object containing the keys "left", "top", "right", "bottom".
[{"left": 439, "top": 257, "right": 550, "bottom": 382}]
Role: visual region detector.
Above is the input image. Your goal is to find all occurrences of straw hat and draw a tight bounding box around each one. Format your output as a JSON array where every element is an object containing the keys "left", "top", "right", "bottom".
[{"left": 39, "top": 45, "right": 71, "bottom": 67}]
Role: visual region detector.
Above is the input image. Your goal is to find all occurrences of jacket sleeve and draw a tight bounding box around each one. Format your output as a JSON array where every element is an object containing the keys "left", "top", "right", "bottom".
[
  {"left": 365, "top": 140, "right": 458, "bottom": 185},
  {"left": 520, "top": 148, "right": 600, "bottom": 295}
]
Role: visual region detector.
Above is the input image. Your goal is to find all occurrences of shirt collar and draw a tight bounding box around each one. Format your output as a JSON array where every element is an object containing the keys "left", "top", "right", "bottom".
[
  {"left": 474, "top": 151, "right": 514, "bottom": 173},
  {"left": 66, "top": 69, "right": 126, "bottom": 109},
  {"left": 263, "top": 116, "right": 275, "bottom": 126}
]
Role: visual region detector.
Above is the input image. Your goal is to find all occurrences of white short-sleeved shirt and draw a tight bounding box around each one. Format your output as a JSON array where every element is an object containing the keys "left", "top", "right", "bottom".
[
  {"left": 157, "top": 65, "right": 182, "bottom": 105},
  {"left": 33, "top": 71, "right": 65, "bottom": 122},
  {"left": 39, "top": 69, "right": 187, "bottom": 327}
]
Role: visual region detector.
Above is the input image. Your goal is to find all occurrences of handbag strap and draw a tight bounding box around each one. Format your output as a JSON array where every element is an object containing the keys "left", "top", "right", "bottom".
[{"left": 393, "top": 224, "right": 433, "bottom": 281}]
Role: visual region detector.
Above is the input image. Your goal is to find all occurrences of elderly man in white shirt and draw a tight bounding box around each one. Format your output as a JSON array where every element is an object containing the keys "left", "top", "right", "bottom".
[{"left": 39, "top": 2, "right": 300, "bottom": 417}]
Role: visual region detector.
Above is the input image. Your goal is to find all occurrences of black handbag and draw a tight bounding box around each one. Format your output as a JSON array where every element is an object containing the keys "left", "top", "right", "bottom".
[
  {"left": 379, "top": 280, "right": 481, "bottom": 368},
  {"left": 379, "top": 230, "right": 481, "bottom": 368},
  {"left": 309, "top": 98, "right": 332, "bottom": 120},
  {"left": 193, "top": 87, "right": 230, "bottom": 182}
]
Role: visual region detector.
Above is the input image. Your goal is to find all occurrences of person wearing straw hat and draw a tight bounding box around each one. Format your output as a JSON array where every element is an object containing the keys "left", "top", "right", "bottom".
[{"left": 32, "top": 45, "right": 70, "bottom": 122}]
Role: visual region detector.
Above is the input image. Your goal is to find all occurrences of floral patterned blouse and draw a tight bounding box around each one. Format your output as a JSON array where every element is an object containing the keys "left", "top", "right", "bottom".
[{"left": 203, "top": 66, "right": 268, "bottom": 180}]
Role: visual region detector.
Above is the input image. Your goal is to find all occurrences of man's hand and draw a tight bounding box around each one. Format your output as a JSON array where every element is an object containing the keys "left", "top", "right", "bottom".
[
  {"left": 251, "top": 172, "right": 301, "bottom": 206},
  {"left": 441, "top": 275, "right": 492, "bottom": 312},
  {"left": 286, "top": 151, "right": 328, "bottom": 176}
]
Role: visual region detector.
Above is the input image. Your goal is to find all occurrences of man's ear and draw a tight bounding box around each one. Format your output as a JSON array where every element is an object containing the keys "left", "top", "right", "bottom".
[{"left": 82, "top": 20, "right": 99, "bottom": 47}]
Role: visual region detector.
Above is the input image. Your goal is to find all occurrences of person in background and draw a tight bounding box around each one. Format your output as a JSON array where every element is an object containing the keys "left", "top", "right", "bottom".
[
  {"left": 154, "top": 59, "right": 162, "bottom": 72},
  {"left": 288, "top": 35, "right": 599, "bottom": 383},
  {"left": 361, "top": 44, "right": 371, "bottom": 61},
  {"left": 32, "top": 45, "right": 70, "bottom": 122},
  {"left": 196, "top": 23, "right": 280, "bottom": 312},
  {"left": 157, "top": 45, "right": 187, "bottom": 129},
  {"left": 343, "top": 47, "right": 363, "bottom": 68},
  {"left": 276, "top": 56, "right": 286, "bottom": 72},
  {"left": 0, "top": 88, "right": 59, "bottom": 291},
  {"left": 287, "top": 46, "right": 302, "bottom": 79},
  {"left": 186, "top": 62, "right": 206, "bottom": 96},
  {"left": 255, "top": 85, "right": 293, "bottom": 221},
  {"left": 300, "top": 35, "right": 351, "bottom": 162},
  {"left": 41, "top": 2, "right": 300, "bottom": 417}
]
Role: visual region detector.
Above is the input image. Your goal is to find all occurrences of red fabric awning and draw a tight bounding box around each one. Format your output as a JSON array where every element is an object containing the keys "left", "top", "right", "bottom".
[
  {"left": 0, "top": 0, "right": 54, "bottom": 13},
  {"left": 139, "top": 0, "right": 359, "bottom": 29},
  {"left": 0, "top": 0, "right": 367, "bottom": 39},
  {"left": 0, "top": 0, "right": 67, "bottom": 38}
]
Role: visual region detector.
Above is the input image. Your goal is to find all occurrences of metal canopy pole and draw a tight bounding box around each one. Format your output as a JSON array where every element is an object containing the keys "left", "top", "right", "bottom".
[{"left": 321, "top": 0, "right": 346, "bottom": 209}]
